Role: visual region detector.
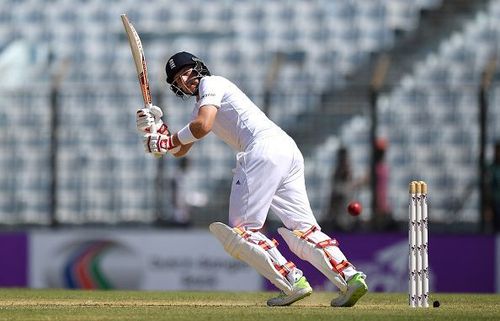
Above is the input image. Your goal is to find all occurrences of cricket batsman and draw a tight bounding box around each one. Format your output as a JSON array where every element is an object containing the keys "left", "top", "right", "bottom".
[{"left": 135, "top": 51, "right": 368, "bottom": 307}]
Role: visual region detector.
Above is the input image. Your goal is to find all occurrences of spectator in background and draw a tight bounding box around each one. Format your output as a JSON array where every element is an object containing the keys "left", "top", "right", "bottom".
[
  {"left": 170, "top": 157, "right": 192, "bottom": 227},
  {"left": 351, "top": 138, "right": 395, "bottom": 231},
  {"left": 371, "top": 138, "right": 394, "bottom": 231},
  {"left": 486, "top": 141, "right": 500, "bottom": 232},
  {"left": 327, "top": 146, "right": 358, "bottom": 231}
]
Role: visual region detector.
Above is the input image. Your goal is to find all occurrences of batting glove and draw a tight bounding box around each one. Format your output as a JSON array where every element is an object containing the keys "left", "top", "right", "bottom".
[
  {"left": 143, "top": 133, "right": 181, "bottom": 155},
  {"left": 136, "top": 105, "right": 169, "bottom": 134}
]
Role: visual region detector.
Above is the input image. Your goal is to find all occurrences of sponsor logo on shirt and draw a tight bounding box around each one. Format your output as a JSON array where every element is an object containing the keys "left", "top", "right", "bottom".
[{"left": 201, "top": 93, "right": 216, "bottom": 99}]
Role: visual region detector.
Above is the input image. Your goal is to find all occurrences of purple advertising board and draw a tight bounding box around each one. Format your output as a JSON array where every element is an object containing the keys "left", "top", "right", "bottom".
[
  {"left": 265, "top": 232, "right": 496, "bottom": 293},
  {"left": 0, "top": 232, "right": 28, "bottom": 287}
]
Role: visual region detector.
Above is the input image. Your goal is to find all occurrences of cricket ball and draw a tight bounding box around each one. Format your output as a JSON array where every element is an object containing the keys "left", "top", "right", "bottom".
[{"left": 347, "top": 201, "right": 362, "bottom": 216}]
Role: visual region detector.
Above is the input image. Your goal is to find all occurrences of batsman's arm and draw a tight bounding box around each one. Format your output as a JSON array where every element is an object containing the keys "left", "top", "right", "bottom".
[
  {"left": 170, "top": 143, "right": 194, "bottom": 158},
  {"left": 170, "top": 104, "right": 218, "bottom": 151}
]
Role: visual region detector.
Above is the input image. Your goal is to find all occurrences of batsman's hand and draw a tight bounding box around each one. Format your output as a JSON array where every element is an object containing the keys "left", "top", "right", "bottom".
[
  {"left": 143, "top": 133, "right": 181, "bottom": 155},
  {"left": 136, "top": 105, "right": 169, "bottom": 134}
]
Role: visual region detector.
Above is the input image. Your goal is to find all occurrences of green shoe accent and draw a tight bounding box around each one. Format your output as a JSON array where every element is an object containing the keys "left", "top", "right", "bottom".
[
  {"left": 267, "top": 276, "right": 313, "bottom": 307},
  {"left": 331, "top": 273, "right": 368, "bottom": 307}
]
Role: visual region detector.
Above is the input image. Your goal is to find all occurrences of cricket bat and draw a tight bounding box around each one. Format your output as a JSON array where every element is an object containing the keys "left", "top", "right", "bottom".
[{"left": 121, "top": 14, "right": 157, "bottom": 134}]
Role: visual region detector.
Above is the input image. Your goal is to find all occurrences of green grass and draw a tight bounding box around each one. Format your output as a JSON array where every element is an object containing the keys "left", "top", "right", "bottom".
[{"left": 0, "top": 289, "right": 498, "bottom": 321}]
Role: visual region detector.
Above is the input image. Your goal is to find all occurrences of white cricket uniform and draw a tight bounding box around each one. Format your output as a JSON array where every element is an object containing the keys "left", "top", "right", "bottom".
[{"left": 192, "top": 76, "right": 318, "bottom": 231}]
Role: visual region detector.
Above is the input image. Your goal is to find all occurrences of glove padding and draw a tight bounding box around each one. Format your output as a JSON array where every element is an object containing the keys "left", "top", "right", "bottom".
[
  {"left": 143, "top": 133, "right": 181, "bottom": 155},
  {"left": 136, "top": 105, "right": 169, "bottom": 134}
]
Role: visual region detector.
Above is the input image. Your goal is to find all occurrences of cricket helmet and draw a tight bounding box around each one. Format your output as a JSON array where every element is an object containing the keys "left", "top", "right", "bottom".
[{"left": 165, "top": 51, "right": 210, "bottom": 97}]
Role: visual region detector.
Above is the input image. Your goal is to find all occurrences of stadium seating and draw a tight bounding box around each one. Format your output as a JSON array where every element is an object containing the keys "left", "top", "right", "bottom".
[
  {"left": 9, "top": 0, "right": 494, "bottom": 225},
  {"left": 310, "top": 4, "right": 500, "bottom": 223}
]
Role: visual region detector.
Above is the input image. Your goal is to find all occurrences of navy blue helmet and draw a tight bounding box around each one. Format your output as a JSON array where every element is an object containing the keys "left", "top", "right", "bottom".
[{"left": 165, "top": 51, "right": 210, "bottom": 97}]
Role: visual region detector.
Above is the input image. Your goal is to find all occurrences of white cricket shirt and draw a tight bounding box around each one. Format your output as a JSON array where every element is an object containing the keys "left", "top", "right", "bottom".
[{"left": 193, "top": 76, "right": 284, "bottom": 151}]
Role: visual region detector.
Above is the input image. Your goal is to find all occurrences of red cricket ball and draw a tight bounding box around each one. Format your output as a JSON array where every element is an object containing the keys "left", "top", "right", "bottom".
[{"left": 347, "top": 201, "right": 362, "bottom": 216}]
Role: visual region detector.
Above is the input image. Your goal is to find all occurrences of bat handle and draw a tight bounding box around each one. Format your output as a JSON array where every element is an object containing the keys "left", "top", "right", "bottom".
[
  {"left": 145, "top": 103, "right": 162, "bottom": 159},
  {"left": 145, "top": 103, "right": 157, "bottom": 134}
]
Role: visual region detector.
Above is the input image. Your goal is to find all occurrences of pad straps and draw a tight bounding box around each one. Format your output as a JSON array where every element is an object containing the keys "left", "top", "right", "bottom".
[
  {"left": 234, "top": 227, "right": 296, "bottom": 278},
  {"left": 294, "top": 226, "right": 351, "bottom": 277}
]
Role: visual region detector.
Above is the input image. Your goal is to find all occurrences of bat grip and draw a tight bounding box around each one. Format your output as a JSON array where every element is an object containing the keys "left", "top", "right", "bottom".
[
  {"left": 145, "top": 103, "right": 157, "bottom": 134},
  {"left": 145, "top": 103, "right": 162, "bottom": 158}
]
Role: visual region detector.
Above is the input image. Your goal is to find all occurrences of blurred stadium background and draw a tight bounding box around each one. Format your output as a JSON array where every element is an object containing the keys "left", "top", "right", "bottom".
[{"left": 0, "top": 0, "right": 499, "bottom": 294}]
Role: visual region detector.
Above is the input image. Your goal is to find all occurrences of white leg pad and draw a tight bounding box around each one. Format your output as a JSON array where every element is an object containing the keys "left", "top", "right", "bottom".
[
  {"left": 278, "top": 227, "right": 348, "bottom": 292},
  {"left": 209, "top": 222, "right": 294, "bottom": 294}
]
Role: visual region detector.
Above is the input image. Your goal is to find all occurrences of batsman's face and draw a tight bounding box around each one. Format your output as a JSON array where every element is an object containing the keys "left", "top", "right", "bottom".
[{"left": 173, "top": 67, "right": 199, "bottom": 95}]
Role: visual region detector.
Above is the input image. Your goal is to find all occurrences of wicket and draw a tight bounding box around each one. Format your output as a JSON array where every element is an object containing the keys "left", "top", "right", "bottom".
[{"left": 408, "top": 181, "right": 429, "bottom": 308}]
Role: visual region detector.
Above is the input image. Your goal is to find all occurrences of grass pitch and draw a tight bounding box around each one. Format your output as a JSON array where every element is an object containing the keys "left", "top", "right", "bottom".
[{"left": 0, "top": 289, "right": 498, "bottom": 321}]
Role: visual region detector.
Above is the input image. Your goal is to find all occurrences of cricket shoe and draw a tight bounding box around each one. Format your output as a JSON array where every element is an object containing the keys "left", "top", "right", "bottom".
[
  {"left": 267, "top": 276, "right": 313, "bottom": 307},
  {"left": 331, "top": 272, "right": 368, "bottom": 307}
]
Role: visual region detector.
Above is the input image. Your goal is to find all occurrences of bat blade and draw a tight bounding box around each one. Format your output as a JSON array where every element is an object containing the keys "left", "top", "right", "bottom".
[{"left": 121, "top": 14, "right": 153, "bottom": 110}]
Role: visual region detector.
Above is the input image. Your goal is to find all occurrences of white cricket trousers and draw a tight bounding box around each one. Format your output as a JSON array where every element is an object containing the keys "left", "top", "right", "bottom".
[{"left": 228, "top": 134, "right": 318, "bottom": 231}]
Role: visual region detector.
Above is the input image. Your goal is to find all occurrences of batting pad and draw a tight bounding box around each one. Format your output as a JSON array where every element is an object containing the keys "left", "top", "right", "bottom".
[
  {"left": 278, "top": 227, "right": 348, "bottom": 292},
  {"left": 209, "top": 222, "right": 293, "bottom": 294}
]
